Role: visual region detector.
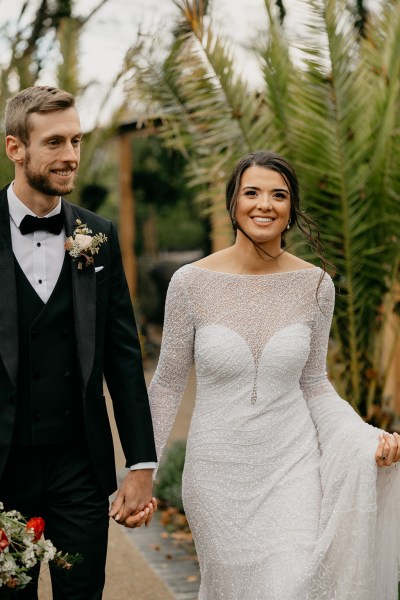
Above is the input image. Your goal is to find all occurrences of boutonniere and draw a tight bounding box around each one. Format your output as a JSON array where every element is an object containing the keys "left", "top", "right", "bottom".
[{"left": 65, "top": 219, "right": 107, "bottom": 270}]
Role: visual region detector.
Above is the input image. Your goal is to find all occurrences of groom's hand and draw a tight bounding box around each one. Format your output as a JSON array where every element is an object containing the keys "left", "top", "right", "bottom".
[{"left": 109, "top": 469, "right": 155, "bottom": 527}]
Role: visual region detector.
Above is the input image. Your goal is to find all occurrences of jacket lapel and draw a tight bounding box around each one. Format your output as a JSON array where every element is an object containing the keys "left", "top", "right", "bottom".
[
  {"left": 63, "top": 199, "right": 96, "bottom": 392},
  {"left": 0, "top": 187, "right": 18, "bottom": 388}
]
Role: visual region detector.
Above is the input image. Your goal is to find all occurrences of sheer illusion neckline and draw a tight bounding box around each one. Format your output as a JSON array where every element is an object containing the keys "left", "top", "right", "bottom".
[{"left": 188, "top": 264, "right": 320, "bottom": 277}]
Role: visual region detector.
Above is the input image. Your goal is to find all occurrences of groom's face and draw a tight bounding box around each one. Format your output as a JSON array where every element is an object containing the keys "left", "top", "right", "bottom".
[{"left": 22, "top": 107, "right": 83, "bottom": 197}]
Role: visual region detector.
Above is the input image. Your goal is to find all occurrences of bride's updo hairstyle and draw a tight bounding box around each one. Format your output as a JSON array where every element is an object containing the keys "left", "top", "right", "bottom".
[{"left": 225, "top": 150, "right": 332, "bottom": 275}]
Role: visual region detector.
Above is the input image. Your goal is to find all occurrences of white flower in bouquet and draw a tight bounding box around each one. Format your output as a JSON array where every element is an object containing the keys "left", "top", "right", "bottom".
[{"left": 0, "top": 501, "right": 81, "bottom": 591}]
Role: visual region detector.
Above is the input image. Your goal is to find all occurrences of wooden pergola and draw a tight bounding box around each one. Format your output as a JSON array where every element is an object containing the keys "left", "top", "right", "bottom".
[
  {"left": 117, "top": 120, "right": 158, "bottom": 301},
  {"left": 116, "top": 118, "right": 232, "bottom": 300}
]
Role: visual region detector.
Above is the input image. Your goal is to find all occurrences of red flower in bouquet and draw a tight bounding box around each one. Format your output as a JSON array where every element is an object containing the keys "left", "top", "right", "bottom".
[
  {"left": 26, "top": 517, "right": 45, "bottom": 542},
  {"left": 1, "top": 502, "right": 82, "bottom": 591},
  {"left": 0, "top": 529, "right": 9, "bottom": 551}
]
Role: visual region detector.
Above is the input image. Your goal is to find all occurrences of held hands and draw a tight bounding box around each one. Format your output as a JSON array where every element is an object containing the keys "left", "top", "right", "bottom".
[
  {"left": 375, "top": 432, "right": 400, "bottom": 467},
  {"left": 109, "top": 469, "right": 157, "bottom": 529}
]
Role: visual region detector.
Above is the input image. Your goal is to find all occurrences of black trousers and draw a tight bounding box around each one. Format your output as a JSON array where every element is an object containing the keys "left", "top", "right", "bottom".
[{"left": 0, "top": 443, "right": 109, "bottom": 600}]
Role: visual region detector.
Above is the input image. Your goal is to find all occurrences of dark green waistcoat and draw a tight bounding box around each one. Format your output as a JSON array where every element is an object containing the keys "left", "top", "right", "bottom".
[{"left": 13, "top": 255, "right": 85, "bottom": 445}]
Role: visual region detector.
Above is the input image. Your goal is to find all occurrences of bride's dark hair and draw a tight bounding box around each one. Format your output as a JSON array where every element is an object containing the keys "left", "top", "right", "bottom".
[{"left": 225, "top": 150, "right": 333, "bottom": 277}]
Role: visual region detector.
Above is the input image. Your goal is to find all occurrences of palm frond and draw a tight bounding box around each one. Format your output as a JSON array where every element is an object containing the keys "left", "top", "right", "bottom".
[
  {"left": 124, "top": 0, "right": 400, "bottom": 417},
  {"left": 286, "top": 0, "right": 400, "bottom": 409}
]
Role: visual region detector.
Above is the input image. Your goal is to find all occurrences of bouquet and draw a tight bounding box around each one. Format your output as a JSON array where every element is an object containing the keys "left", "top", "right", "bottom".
[{"left": 0, "top": 502, "right": 81, "bottom": 592}]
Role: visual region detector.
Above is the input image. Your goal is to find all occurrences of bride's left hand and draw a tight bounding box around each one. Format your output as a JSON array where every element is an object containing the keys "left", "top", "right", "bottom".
[{"left": 375, "top": 432, "right": 400, "bottom": 466}]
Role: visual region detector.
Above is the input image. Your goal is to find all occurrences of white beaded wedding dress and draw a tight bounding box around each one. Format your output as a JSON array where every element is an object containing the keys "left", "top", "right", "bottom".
[{"left": 148, "top": 264, "right": 400, "bottom": 600}]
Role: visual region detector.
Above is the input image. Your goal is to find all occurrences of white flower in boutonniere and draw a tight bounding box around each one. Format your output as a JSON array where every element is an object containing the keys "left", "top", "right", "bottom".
[{"left": 65, "top": 219, "right": 107, "bottom": 270}]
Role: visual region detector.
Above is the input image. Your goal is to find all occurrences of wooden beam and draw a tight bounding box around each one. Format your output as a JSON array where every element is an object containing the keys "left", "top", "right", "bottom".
[
  {"left": 118, "top": 131, "right": 136, "bottom": 300},
  {"left": 382, "top": 283, "right": 400, "bottom": 420}
]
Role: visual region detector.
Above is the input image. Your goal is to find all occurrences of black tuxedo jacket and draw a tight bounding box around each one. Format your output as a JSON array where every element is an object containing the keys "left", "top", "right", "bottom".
[{"left": 0, "top": 185, "right": 157, "bottom": 495}]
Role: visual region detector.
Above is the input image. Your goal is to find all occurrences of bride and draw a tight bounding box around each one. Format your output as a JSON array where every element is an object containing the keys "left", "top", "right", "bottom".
[{"left": 148, "top": 150, "right": 400, "bottom": 599}]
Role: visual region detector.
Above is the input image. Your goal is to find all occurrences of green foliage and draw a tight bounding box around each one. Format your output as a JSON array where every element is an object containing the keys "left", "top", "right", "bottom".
[
  {"left": 132, "top": 136, "right": 208, "bottom": 254},
  {"left": 124, "top": 0, "right": 400, "bottom": 419},
  {"left": 156, "top": 200, "right": 207, "bottom": 251},
  {"left": 79, "top": 183, "right": 109, "bottom": 213},
  {"left": 154, "top": 440, "right": 186, "bottom": 512}
]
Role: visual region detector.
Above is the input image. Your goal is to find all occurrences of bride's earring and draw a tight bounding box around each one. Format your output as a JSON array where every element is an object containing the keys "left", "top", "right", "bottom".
[{"left": 286, "top": 219, "right": 291, "bottom": 230}]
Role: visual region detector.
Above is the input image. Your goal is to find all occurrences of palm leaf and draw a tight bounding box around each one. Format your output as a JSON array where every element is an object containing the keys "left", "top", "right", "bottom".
[
  {"left": 286, "top": 0, "right": 400, "bottom": 410},
  {"left": 124, "top": 0, "right": 400, "bottom": 417}
]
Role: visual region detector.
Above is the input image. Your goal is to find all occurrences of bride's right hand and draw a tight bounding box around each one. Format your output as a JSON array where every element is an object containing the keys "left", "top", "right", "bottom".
[{"left": 124, "top": 496, "right": 158, "bottom": 529}]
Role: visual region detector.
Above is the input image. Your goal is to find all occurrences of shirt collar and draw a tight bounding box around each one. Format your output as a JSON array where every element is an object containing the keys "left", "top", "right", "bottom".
[{"left": 7, "top": 183, "right": 62, "bottom": 228}]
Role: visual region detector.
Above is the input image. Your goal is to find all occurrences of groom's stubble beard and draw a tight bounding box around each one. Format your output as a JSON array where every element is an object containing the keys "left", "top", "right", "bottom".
[{"left": 24, "top": 149, "right": 78, "bottom": 197}]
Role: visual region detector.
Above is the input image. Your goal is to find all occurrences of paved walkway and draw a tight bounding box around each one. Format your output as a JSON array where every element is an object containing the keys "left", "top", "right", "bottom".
[{"left": 38, "top": 364, "right": 199, "bottom": 599}]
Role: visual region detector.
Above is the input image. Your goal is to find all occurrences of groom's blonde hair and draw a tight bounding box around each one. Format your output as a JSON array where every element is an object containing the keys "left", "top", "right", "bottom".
[{"left": 5, "top": 86, "right": 75, "bottom": 146}]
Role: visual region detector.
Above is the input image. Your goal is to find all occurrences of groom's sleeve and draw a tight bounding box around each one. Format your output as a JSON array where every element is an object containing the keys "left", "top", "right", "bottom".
[{"left": 103, "top": 221, "right": 157, "bottom": 467}]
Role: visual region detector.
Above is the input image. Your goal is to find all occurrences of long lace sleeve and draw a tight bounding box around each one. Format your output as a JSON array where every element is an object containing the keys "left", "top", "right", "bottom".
[
  {"left": 301, "top": 274, "right": 400, "bottom": 600},
  {"left": 148, "top": 267, "right": 194, "bottom": 463},
  {"left": 300, "top": 274, "right": 366, "bottom": 432}
]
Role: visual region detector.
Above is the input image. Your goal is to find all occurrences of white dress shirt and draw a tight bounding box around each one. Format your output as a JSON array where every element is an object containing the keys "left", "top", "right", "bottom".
[
  {"left": 8, "top": 183, "right": 64, "bottom": 303},
  {"left": 7, "top": 184, "right": 155, "bottom": 472}
]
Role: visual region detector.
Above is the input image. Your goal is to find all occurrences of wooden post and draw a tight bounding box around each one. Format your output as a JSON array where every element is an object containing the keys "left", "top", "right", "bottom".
[
  {"left": 210, "top": 180, "right": 233, "bottom": 252},
  {"left": 211, "top": 206, "right": 233, "bottom": 252},
  {"left": 143, "top": 204, "right": 158, "bottom": 257},
  {"left": 118, "top": 131, "right": 136, "bottom": 300},
  {"left": 382, "top": 283, "right": 400, "bottom": 419}
]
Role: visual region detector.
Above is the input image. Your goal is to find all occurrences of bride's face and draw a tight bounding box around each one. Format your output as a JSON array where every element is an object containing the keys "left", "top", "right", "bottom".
[{"left": 234, "top": 166, "right": 291, "bottom": 246}]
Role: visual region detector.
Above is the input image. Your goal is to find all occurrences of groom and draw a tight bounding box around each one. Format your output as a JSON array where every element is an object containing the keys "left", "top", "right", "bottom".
[{"left": 0, "top": 86, "right": 157, "bottom": 598}]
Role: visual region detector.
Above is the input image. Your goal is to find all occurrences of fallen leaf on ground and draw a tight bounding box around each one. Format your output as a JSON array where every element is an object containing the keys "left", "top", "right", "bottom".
[{"left": 171, "top": 531, "right": 193, "bottom": 541}]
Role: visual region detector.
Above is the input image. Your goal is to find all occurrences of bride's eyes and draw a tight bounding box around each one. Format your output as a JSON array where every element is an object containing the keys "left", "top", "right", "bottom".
[{"left": 242, "top": 190, "right": 288, "bottom": 200}]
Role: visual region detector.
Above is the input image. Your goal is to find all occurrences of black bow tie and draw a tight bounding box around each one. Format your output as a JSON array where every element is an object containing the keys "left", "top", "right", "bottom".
[{"left": 19, "top": 212, "right": 64, "bottom": 236}]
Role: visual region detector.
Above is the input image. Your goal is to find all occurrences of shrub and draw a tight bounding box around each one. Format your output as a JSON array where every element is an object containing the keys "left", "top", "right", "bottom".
[{"left": 154, "top": 440, "right": 186, "bottom": 513}]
